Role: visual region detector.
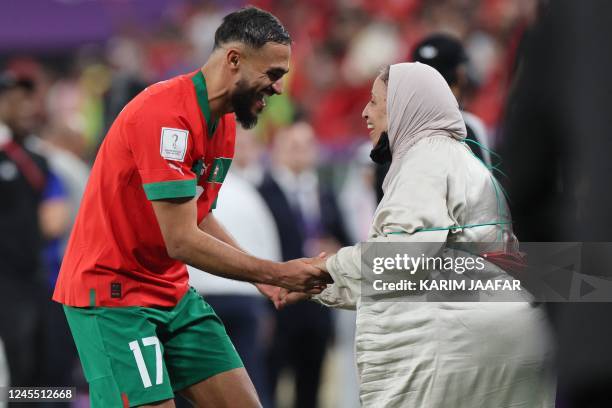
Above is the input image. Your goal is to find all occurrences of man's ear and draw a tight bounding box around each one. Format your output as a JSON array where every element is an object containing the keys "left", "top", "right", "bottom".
[{"left": 226, "top": 48, "right": 241, "bottom": 72}]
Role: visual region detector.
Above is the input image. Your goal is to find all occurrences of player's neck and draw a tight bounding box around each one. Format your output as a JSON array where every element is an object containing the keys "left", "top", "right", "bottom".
[{"left": 200, "top": 60, "right": 230, "bottom": 122}]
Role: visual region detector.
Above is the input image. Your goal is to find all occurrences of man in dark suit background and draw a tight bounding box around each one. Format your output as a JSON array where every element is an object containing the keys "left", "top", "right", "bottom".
[{"left": 258, "top": 121, "right": 350, "bottom": 408}]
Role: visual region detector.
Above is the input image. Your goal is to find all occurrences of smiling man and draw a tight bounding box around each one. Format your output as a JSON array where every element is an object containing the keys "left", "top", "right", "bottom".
[{"left": 52, "top": 7, "right": 328, "bottom": 408}]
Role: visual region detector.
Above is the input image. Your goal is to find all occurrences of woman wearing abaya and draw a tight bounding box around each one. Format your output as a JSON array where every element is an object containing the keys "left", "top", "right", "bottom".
[{"left": 279, "top": 62, "right": 555, "bottom": 407}]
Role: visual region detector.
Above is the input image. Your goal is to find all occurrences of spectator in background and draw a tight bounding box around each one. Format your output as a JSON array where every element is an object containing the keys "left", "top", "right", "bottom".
[
  {"left": 29, "top": 122, "right": 89, "bottom": 285},
  {"left": 38, "top": 168, "right": 69, "bottom": 286},
  {"left": 103, "top": 36, "right": 148, "bottom": 135},
  {"left": 412, "top": 33, "right": 492, "bottom": 166},
  {"left": 103, "top": 73, "right": 147, "bottom": 134},
  {"left": 188, "top": 128, "right": 281, "bottom": 407},
  {"left": 338, "top": 142, "right": 377, "bottom": 245},
  {"left": 258, "top": 121, "right": 350, "bottom": 408},
  {"left": 30, "top": 121, "right": 89, "bottom": 398},
  {"left": 231, "top": 126, "right": 266, "bottom": 186},
  {"left": 335, "top": 141, "right": 377, "bottom": 408},
  {"left": 36, "top": 165, "right": 76, "bottom": 407},
  {"left": 0, "top": 72, "right": 58, "bottom": 390},
  {"left": 35, "top": 122, "right": 90, "bottom": 248}
]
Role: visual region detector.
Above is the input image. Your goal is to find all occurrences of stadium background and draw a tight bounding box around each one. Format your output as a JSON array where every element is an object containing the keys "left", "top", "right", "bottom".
[{"left": 0, "top": 0, "right": 532, "bottom": 155}]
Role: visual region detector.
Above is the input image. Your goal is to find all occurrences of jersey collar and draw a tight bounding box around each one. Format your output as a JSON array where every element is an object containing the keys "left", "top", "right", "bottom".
[{"left": 192, "top": 70, "right": 219, "bottom": 138}]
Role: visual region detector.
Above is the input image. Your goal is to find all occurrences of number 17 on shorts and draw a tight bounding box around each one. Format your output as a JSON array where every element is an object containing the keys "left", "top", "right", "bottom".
[{"left": 129, "top": 336, "right": 164, "bottom": 388}]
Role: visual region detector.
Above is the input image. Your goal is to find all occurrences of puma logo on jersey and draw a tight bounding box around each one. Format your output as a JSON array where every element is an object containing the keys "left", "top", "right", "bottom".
[{"left": 167, "top": 162, "right": 184, "bottom": 175}]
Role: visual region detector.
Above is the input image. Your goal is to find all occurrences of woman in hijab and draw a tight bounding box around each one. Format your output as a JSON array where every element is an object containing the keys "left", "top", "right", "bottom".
[{"left": 279, "top": 63, "right": 554, "bottom": 407}]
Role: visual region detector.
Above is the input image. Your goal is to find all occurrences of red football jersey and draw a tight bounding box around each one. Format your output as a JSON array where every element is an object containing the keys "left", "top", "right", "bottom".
[{"left": 53, "top": 70, "right": 235, "bottom": 307}]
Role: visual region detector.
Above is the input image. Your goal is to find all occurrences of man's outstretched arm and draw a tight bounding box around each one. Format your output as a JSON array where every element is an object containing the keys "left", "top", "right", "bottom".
[
  {"left": 198, "top": 212, "right": 292, "bottom": 302},
  {"left": 151, "top": 197, "right": 326, "bottom": 292},
  {"left": 198, "top": 212, "right": 242, "bottom": 251}
]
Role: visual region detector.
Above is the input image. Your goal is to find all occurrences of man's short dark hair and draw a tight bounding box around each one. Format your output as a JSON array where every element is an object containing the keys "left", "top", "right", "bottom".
[{"left": 214, "top": 7, "right": 291, "bottom": 50}]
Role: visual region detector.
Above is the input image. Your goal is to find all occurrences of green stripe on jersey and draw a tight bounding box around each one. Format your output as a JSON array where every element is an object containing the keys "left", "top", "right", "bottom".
[
  {"left": 143, "top": 179, "right": 197, "bottom": 201},
  {"left": 192, "top": 71, "right": 218, "bottom": 137}
]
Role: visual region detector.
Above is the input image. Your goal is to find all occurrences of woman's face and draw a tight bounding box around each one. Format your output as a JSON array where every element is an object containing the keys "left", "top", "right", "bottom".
[{"left": 362, "top": 76, "right": 388, "bottom": 145}]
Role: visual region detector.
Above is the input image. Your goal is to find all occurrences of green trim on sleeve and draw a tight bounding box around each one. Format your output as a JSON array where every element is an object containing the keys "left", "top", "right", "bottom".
[
  {"left": 89, "top": 288, "right": 96, "bottom": 307},
  {"left": 143, "top": 179, "right": 197, "bottom": 201}
]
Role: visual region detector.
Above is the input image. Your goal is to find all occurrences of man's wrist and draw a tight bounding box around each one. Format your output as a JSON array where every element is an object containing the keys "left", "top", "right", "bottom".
[{"left": 251, "top": 259, "right": 279, "bottom": 285}]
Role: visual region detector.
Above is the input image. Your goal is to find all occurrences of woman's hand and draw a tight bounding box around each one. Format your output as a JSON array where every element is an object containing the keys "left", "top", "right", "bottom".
[{"left": 275, "top": 288, "right": 312, "bottom": 309}]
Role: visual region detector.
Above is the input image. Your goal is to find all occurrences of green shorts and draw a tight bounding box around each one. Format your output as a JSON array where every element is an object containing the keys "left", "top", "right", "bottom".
[{"left": 64, "top": 287, "right": 243, "bottom": 408}]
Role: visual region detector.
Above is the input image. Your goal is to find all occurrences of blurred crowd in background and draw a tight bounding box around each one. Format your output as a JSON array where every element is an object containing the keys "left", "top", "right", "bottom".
[
  {"left": 0, "top": 0, "right": 537, "bottom": 159},
  {"left": 6, "top": 0, "right": 612, "bottom": 407}
]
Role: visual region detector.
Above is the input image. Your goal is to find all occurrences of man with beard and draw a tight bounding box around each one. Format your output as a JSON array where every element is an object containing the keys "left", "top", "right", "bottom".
[{"left": 53, "top": 7, "right": 329, "bottom": 408}]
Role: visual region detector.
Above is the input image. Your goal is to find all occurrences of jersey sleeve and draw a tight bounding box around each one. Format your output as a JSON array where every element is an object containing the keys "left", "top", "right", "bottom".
[{"left": 126, "top": 106, "right": 199, "bottom": 201}]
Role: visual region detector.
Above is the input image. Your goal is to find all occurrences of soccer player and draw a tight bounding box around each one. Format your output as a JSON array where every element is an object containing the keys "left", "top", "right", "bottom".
[{"left": 52, "top": 7, "right": 328, "bottom": 408}]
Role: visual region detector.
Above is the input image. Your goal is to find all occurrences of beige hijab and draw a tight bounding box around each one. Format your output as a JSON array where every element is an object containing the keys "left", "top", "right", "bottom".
[{"left": 383, "top": 62, "right": 467, "bottom": 191}]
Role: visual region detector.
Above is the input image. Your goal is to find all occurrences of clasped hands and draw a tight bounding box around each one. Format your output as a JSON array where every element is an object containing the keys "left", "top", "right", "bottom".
[{"left": 257, "top": 252, "right": 332, "bottom": 309}]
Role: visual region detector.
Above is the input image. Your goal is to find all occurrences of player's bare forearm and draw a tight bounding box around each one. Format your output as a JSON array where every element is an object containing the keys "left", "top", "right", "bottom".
[
  {"left": 153, "top": 198, "right": 275, "bottom": 282},
  {"left": 183, "top": 227, "right": 276, "bottom": 283},
  {"left": 200, "top": 213, "right": 277, "bottom": 294},
  {"left": 199, "top": 213, "right": 244, "bottom": 251},
  {"left": 151, "top": 198, "right": 326, "bottom": 291}
]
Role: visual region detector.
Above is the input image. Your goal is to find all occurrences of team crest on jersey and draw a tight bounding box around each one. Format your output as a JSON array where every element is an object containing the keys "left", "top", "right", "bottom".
[
  {"left": 207, "top": 157, "right": 232, "bottom": 184},
  {"left": 160, "top": 127, "right": 188, "bottom": 162},
  {"left": 208, "top": 157, "right": 232, "bottom": 184}
]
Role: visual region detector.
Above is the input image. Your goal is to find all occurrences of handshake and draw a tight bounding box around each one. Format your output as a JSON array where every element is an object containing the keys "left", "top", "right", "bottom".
[{"left": 257, "top": 252, "right": 332, "bottom": 309}]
